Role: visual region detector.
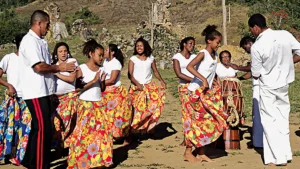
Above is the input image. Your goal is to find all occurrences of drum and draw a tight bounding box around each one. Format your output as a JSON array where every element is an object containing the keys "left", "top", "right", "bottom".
[
  {"left": 220, "top": 78, "right": 244, "bottom": 150},
  {"left": 221, "top": 78, "right": 245, "bottom": 127},
  {"left": 223, "top": 128, "right": 240, "bottom": 149}
]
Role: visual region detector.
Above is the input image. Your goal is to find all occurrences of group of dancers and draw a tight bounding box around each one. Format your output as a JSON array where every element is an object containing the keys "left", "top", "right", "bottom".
[{"left": 0, "top": 9, "right": 300, "bottom": 169}]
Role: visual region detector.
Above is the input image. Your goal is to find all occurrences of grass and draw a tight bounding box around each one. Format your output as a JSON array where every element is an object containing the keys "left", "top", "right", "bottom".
[{"left": 293, "top": 150, "right": 300, "bottom": 156}]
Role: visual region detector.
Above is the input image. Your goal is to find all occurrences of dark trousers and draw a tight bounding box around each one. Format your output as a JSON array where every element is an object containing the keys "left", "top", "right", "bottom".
[{"left": 21, "top": 96, "right": 52, "bottom": 169}]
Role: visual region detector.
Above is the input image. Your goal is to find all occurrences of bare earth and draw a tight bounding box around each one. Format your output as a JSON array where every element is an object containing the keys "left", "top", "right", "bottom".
[{"left": 1, "top": 76, "right": 300, "bottom": 169}]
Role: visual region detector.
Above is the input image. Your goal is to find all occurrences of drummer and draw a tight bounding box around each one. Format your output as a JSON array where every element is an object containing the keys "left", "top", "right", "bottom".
[{"left": 216, "top": 50, "right": 238, "bottom": 79}]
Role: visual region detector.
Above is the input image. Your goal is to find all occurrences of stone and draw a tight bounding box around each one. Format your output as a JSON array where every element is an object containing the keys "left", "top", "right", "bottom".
[{"left": 44, "top": 3, "right": 69, "bottom": 41}]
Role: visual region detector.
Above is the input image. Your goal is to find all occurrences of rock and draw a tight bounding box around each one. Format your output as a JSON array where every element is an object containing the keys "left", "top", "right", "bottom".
[
  {"left": 72, "top": 19, "right": 93, "bottom": 41},
  {"left": 44, "top": 3, "right": 69, "bottom": 41}
]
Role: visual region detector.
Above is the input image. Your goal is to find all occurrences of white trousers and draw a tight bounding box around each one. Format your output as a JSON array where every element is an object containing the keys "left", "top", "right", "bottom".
[
  {"left": 260, "top": 85, "right": 292, "bottom": 165},
  {"left": 252, "top": 85, "right": 263, "bottom": 147}
]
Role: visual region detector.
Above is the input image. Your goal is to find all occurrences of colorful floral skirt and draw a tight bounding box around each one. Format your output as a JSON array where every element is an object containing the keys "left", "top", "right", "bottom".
[
  {"left": 0, "top": 95, "right": 31, "bottom": 165},
  {"left": 67, "top": 100, "right": 113, "bottom": 169},
  {"left": 178, "top": 84, "right": 194, "bottom": 146},
  {"left": 187, "top": 86, "right": 228, "bottom": 147},
  {"left": 102, "top": 85, "right": 131, "bottom": 139},
  {"left": 52, "top": 91, "right": 78, "bottom": 148},
  {"left": 128, "top": 82, "right": 165, "bottom": 133}
]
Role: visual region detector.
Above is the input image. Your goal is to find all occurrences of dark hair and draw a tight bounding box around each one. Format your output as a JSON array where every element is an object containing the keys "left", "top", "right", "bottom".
[
  {"left": 51, "top": 42, "right": 73, "bottom": 64},
  {"left": 30, "top": 10, "right": 49, "bottom": 26},
  {"left": 248, "top": 13, "right": 267, "bottom": 28},
  {"left": 180, "top": 37, "right": 195, "bottom": 51},
  {"left": 109, "top": 44, "right": 124, "bottom": 67},
  {"left": 82, "top": 39, "right": 104, "bottom": 58},
  {"left": 133, "top": 37, "right": 152, "bottom": 57},
  {"left": 219, "top": 50, "right": 232, "bottom": 61},
  {"left": 13, "top": 33, "right": 26, "bottom": 50},
  {"left": 239, "top": 36, "right": 255, "bottom": 48},
  {"left": 202, "top": 25, "right": 222, "bottom": 43}
]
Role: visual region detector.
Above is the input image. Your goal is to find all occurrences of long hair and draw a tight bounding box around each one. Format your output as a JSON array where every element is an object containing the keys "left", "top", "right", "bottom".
[
  {"left": 109, "top": 44, "right": 124, "bottom": 67},
  {"left": 51, "top": 42, "right": 73, "bottom": 64},
  {"left": 133, "top": 37, "right": 152, "bottom": 57}
]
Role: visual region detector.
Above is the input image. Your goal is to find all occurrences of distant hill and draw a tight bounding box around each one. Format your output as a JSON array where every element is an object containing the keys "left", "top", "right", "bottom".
[{"left": 14, "top": 0, "right": 249, "bottom": 45}]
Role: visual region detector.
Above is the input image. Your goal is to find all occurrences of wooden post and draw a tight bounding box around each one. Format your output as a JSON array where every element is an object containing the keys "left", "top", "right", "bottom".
[
  {"left": 222, "top": 0, "right": 228, "bottom": 45},
  {"left": 150, "top": 3, "right": 154, "bottom": 48},
  {"left": 228, "top": 3, "right": 231, "bottom": 23}
]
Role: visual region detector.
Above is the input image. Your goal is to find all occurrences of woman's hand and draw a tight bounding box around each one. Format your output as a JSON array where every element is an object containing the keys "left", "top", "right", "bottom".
[
  {"left": 161, "top": 80, "right": 167, "bottom": 89},
  {"left": 137, "top": 84, "right": 144, "bottom": 91},
  {"left": 7, "top": 85, "right": 16, "bottom": 97},
  {"left": 201, "top": 79, "right": 209, "bottom": 92}
]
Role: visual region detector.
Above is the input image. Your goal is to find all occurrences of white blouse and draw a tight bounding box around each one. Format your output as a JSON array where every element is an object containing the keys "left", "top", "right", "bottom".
[
  {"left": 79, "top": 64, "right": 103, "bottom": 101},
  {"left": 216, "top": 62, "right": 238, "bottom": 79},
  {"left": 130, "top": 55, "right": 154, "bottom": 84},
  {"left": 172, "top": 53, "right": 197, "bottom": 84}
]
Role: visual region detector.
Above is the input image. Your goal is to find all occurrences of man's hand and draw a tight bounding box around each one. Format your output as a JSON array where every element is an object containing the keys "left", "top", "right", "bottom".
[
  {"left": 226, "top": 63, "right": 239, "bottom": 70},
  {"left": 58, "top": 61, "right": 76, "bottom": 72}
]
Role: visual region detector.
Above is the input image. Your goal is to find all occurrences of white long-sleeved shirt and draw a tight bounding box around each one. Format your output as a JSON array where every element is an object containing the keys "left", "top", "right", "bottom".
[{"left": 251, "top": 28, "right": 300, "bottom": 89}]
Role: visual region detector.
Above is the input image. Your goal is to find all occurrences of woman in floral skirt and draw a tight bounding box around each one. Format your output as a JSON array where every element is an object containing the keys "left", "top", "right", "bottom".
[
  {"left": 102, "top": 44, "right": 131, "bottom": 145},
  {"left": 128, "top": 37, "right": 166, "bottom": 135},
  {"left": 66, "top": 39, "right": 113, "bottom": 168},
  {"left": 185, "top": 25, "right": 228, "bottom": 162}
]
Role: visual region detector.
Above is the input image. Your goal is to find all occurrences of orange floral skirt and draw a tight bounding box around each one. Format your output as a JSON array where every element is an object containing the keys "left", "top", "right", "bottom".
[
  {"left": 128, "top": 82, "right": 165, "bottom": 133},
  {"left": 66, "top": 100, "right": 113, "bottom": 169},
  {"left": 102, "top": 85, "right": 132, "bottom": 138},
  {"left": 186, "top": 86, "right": 228, "bottom": 147},
  {"left": 52, "top": 91, "right": 78, "bottom": 148}
]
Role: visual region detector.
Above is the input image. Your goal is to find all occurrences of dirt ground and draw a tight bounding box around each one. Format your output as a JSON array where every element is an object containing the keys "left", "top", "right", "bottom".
[{"left": 1, "top": 73, "right": 300, "bottom": 169}]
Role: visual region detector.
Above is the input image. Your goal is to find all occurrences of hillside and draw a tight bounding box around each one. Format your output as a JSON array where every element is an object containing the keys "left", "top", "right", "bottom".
[{"left": 15, "top": 0, "right": 249, "bottom": 45}]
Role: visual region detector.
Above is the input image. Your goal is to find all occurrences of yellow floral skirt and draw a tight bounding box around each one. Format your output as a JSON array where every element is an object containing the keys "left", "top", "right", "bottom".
[
  {"left": 66, "top": 100, "right": 113, "bottom": 169},
  {"left": 52, "top": 91, "right": 78, "bottom": 148},
  {"left": 128, "top": 82, "right": 165, "bottom": 134},
  {"left": 186, "top": 86, "right": 228, "bottom": 147},
  {"left": 102, "top": 85, "right": 132, "bottom": 139}
]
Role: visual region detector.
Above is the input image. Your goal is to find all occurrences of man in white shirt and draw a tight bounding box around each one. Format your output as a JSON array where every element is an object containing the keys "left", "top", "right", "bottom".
[
  {"left": 19, "top": 10, "right": 76, "bottom": 169},
  {"left": 249, "top": 13, "right": 300, "bottom": 166}
]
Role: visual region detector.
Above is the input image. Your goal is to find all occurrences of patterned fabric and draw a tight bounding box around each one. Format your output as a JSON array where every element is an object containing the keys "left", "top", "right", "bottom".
[
  {"left": 66, "top": 100, "right": 113, "bottom": 169},
  {"left": 52, "top": 91, "right": 78, "bottom": 148},
  {"left": 178, "top": 84, "right": 194, "bottom": 146},
  {"left": 128, "top": 81, "right": 165, "bottom": 133},
  {"left": 0, "top": 95, "right": 31, "bottom": 165},
  {"left": 186, "top": 86, "right": 228, "bottom": 147},
  {"left": 102, "top": 85, "right": 131, "bottom": 139}
]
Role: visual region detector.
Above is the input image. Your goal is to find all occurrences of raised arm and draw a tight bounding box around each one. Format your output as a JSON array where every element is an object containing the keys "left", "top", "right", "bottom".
[
  {"left": 186, "top": 52, "right": 209, "bottom": 89},
  {"left": 55, "top": 71, "right": 77, "bottom": 83},
  {"left": 33, "top": 61, "right": 76, "bottom": 74}
]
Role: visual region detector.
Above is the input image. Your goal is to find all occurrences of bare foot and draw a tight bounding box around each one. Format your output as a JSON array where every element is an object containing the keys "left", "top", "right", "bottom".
[
  {"left": 122, "top": 139, "right": 131, "bottom": 146},
  {"left": 183, "top": 153, "right": 202, "bottom": 163},
  {"left": 277, "top": 163, "right": 287, "bottom": 166},
  {"left": 266, "top": 163, "right": 276, "bottom": 167},
  {"left": 179, "top": 140, "right": 186, "bottom": 147},
  {"left": 196, "top": 154, "right": 215, "bottom": 162}
]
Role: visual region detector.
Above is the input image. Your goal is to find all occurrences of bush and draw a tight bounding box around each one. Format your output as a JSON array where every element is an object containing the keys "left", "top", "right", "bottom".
[
  {"left": 64, "top": 7, "right": 101, "bottom": 32},
  {"left": 0, "top": 9, "right": 29, "bottom": 45}
]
